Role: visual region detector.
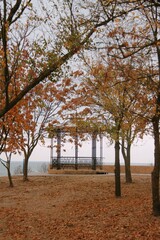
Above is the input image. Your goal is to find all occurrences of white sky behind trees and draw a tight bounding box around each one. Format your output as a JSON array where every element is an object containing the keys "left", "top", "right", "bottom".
[{"left": 8, "top": 134, "right": 154, "bottom": 166}]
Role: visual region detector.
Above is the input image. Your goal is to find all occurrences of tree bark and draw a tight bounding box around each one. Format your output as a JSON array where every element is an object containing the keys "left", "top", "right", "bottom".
[
  {"left": 151, "top": 39, "right": 160, "bottom": 215},
  {"left": 151, "top": 115, "right": 160, "bottom": 216},
  {"left": 23, "top": 157, "right": 29, "bottom": 181},
  {"left": 0, "top": 157, "right": 14, "bottom": 187},
  {"left": 151, "top": 2, "right": 160, "bottom": 216},
  {"left": 6, "top": 161, "right": 14, "bottom": 187},
  {"left": 121, "top": 139, "right": 132, "bottom": 183},
  {"left": 114, "top": 125, "right": 121, "bottom": 197}
]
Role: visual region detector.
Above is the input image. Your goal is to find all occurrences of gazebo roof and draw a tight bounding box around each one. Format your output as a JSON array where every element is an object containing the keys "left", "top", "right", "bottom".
[{"left": 48, "top": 120, "right": 106, "bottom": 138}]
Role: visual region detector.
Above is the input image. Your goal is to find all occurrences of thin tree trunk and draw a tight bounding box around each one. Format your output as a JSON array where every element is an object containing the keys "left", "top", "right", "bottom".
[
  {"left": 121, "top": 139, "right": 132, "bottom": 183},
  {"left": 0, "top": 156, "right": 14, "bottom": 187},
  {"left": 23, "top": 157, "right": 29, "bottom": 181},
  {"left": 114, "top": 124, "right": 121, "bottom": 197},
  {"left": 6, "top": 161, "right": 13, "bottom": 187}
]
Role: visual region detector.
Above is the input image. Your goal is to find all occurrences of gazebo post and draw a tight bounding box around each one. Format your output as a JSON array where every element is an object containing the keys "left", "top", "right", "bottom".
[
  {"left": 92, "top": 131, "right": 97, "bottom": 170},
  {"left": 57, "top": 128, "right": 61, "bottom": 170}
]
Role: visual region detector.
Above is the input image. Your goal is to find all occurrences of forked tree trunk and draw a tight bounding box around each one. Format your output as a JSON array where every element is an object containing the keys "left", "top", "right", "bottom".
[
  {"left": 121, "top": 139, "right": 132, "bottom": 183},
  {"left": 151, "top": 115, "right": 160, "bottom": 216},
  {"left": 1, "top": 155, "right": 14, "bottom": 187},
  {"left": 23, "top": 149, "right": 34, "bottom": 181}
]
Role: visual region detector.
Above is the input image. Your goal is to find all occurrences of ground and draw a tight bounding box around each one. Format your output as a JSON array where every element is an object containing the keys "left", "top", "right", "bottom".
[{"left": 0, "top": 172, "right": 160, "bottom": 240}]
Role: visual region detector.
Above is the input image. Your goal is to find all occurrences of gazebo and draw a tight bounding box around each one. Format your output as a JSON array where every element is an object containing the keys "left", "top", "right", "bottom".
[{"left": 49, "top": 122, "right": 104, "bottom": 171}]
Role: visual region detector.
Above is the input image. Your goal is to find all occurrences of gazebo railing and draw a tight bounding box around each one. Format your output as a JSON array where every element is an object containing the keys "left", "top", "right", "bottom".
[{"left": 51, "top": 156, "right": 103, "bottom": 170}]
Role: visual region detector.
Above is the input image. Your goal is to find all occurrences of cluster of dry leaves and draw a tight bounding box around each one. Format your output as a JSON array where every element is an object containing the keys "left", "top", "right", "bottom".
[{"left": 0, "top": 174, "right": 160, "bottom": 240}]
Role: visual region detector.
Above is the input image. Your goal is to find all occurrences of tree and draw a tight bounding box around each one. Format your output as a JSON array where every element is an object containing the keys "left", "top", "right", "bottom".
[
  {"left": 0, "top": 154, "right": 13, "bottom": 187},
  {"left": 67, "top": 53, "right": 153, "bottom": 193},
  {"left": 0, "top": 76, "right": 69, "bottom": 182},
  {"left": 0, "top": 0, "right": 142, "bottom": 118},
  {"left": 0, "top": 109, "right": 20, "bottom": 186},
  {"left": 103, "top": 0, "right": 160, "bottom": 215},
  {"left": 4, "top": 151, "right": 14, "bottom": 187},
  {"left": 9, "top": 79, "right": 67, "bottom": 181}
]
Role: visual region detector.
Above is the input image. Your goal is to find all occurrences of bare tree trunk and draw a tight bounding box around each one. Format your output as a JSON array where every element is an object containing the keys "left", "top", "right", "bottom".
[
  {"left": 121, "top": 139, "right": 132, "bottom": 183},
  {"left": 151, "top": 115, "right": 160, "bottom": 216},
  {"left": 0, "top": 155, "right": 14, "bottom": 187},
  {"left": 114, "top": 123, "right": 121, "bottom": 197},
  {"left": 7, "top": 168, "right": 14, "bottom": 187},
  {"left": 151, "top": 41, "right": 160, "bottom": 215},
  {"left": 6, "top": 161, "right": 13, "bottom": 187},
  {"left": 23, "top": 157, "right": 29, "bottom": 181}
]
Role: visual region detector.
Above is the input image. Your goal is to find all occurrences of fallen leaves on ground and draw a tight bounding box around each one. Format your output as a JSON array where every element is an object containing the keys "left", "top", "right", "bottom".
[{"left": 0, "top": 174, "right": 159, "bottom": 240}]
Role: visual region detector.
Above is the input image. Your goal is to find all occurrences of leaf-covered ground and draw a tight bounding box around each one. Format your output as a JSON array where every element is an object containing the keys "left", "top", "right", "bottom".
[{"left": 0, "top": 174, "right": 160, "bottom": 240}]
